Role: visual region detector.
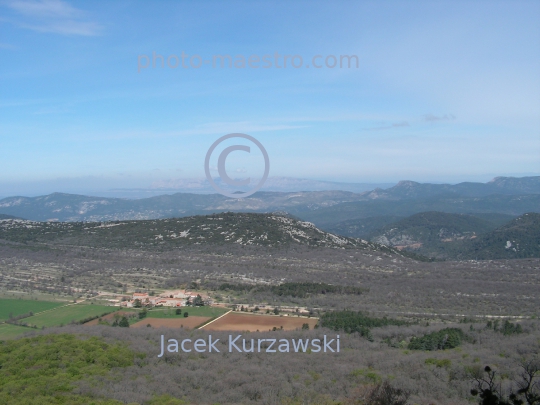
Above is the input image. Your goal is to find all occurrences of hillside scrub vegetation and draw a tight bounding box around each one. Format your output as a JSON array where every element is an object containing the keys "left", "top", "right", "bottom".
[
  {"left": 1, "top": 241, "right": 539, "bottom": 318},
  {"left": 0, "top": 319, "right": 537, "bottom": 404},
  {"left": 0, "top": 334, "right": 136, "bottom": 404}
]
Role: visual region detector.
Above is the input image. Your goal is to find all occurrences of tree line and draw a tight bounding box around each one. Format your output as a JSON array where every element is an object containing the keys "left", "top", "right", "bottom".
[
  {"left": 218, "top": 281, "right": 365, "bottom": 298},
  {"left": 319, "top": 310, "right": 408, "bottom": 340}
]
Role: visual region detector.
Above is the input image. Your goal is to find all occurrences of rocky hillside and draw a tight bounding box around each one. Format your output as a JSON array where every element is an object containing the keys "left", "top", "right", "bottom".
[{"left": 0, "top": 212, "right": 394, "bottom": 252}]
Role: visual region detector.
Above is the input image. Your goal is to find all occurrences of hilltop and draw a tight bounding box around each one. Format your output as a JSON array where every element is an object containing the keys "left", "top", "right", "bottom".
[{"left": 0, "top": 212, "right": 397, "bottom": 253}]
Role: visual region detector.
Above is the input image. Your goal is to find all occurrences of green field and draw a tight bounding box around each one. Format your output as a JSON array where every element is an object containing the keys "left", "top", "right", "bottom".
[
  {"left": 0, "top": 298, "right": 65, "bottom": 321},
  {"left": 0, "top": 324, "right": 35, "bottom": 340},
  {"left": 24, "top": 304, "right": 116, "bottom": 328},
  {"left": 0, "top": 291, "right": 71, "bottom": 301},
  {"left": 146, "top": 306, "right": 228, "bottom": 319}
]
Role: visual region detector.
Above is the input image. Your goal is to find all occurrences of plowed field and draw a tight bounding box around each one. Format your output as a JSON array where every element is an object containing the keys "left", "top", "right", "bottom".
[{"left": 201, "top": 312, "right": 318, "bottom": 331}]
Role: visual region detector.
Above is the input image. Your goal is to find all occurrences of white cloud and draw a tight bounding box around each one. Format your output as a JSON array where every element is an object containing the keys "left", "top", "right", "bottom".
[
  {"left": 3, "top": 0, "right": 102, "bottom": 36},
  {"left": 5, "top": 0, "right": 79, "bottom": 18}
]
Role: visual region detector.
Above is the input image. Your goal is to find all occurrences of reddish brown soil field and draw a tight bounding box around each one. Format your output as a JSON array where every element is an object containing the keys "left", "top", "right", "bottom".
[
  {"left": 84, "top": 311, "right": 131, "bottom": 326},
  {"left": 132, "top": 316, "right": 210, "bottom": 329},
  {"left": 201, "top": 312, "right": 319, "bottom": 332}
]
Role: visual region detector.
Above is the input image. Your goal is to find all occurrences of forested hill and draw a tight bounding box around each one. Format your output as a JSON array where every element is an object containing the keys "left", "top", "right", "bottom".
[
  {"left": 0, "top": 212, "right": 397, "bottom": 253},
  {"left": 363, "top": 212, "right": 540, "bottom": 260},
  {"left": 456, "top": 212, "right": 540, "bottom": 260},
  {"left": 366, "top": 212, "right": 497, "bottom": 259}
]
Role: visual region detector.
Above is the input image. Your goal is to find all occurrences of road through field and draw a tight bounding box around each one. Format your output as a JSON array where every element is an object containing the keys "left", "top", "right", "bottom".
[{"left": 198, "top": 310, "right": 231, "bottom": 329}]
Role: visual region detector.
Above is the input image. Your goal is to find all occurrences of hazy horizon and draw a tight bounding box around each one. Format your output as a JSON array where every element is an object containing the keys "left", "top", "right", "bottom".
[{"left": 1, "top": 174, "right": 539, "bottom": 200}]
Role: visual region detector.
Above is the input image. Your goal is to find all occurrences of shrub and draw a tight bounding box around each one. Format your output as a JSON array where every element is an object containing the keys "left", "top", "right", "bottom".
[{"left": 409, "top": 328, "right": 466, "bottom": 351}]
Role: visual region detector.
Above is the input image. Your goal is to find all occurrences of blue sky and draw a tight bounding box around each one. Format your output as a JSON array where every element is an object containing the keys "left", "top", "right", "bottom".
[{"left": 1, "top": 0, "right": 539, "bottom": 196}]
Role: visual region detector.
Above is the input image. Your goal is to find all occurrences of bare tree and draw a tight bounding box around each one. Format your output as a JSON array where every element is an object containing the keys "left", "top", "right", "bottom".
[
  {"left": 366, "top": 381, "right": 410, "bottom": 405},
  {"left": 471, "top": 361, "right": 540, "bottom": 405},
  {"left": 514, "top": 358, "right": 540, "bottom": 405}
]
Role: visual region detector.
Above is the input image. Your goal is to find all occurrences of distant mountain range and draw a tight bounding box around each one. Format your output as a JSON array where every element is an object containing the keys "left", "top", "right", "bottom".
[
  {"left": 0, "top": 176, "right": 538, "bottom": 227},
  {"left": 358, "top": 176, "right": 540, "bottom": 200},
  {"left": 0, "top": 176, "right": 395, "bottom": 200},
  {"left": 149, "top": 176, "right": 394, "bottom": 194},
  {"left": 0, "top": 190, "right": 366, "bottom": 222},
  {"left": 0, "top": 214, "right": 20, "bottom": 220}
]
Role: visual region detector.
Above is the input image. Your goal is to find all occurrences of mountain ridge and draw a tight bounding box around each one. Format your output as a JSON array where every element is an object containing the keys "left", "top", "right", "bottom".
[
  {"left": 0, "top": 176, "right": 538, "bottom": 225},
  {"left": 0, "top": 212, "right": 405, "bottom": 256},
  {"left": 359, "top": 176, "right": 540, "bottom": 200}
]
